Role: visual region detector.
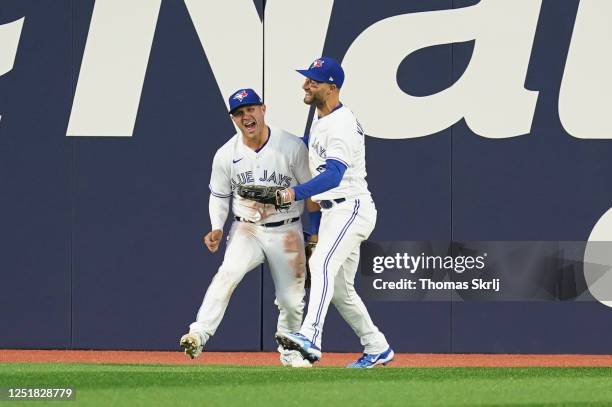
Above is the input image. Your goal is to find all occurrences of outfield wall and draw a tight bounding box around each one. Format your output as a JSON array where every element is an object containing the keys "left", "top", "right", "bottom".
[{"left": 2, "top": 0, "right": 612, "bottom": 353}]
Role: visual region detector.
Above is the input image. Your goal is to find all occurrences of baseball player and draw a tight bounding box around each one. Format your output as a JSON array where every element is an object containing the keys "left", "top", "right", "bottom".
[
  {"left": 180, "top": 88, "right": 312, "bottom": 367},
  {"left": 275, "top": 58, "right": 394, "bottom": 368}
]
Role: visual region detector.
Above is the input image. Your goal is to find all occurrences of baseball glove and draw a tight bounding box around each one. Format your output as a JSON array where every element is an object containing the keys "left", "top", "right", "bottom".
[{"left": 236, "top": 185, "right": 290, "bottom": 210}]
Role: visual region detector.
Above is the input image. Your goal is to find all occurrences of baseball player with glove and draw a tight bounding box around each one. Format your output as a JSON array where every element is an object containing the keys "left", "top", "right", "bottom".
[
  {"left": 180, "top": 88, "right": 312, "bottom": 367},
  {"left": 274, "top": 58, "right": 394, "bottom": 368}
]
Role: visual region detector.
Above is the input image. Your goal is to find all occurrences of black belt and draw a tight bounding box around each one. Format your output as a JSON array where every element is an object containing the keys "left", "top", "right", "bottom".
[
  {"left": 319, "top": 198, "right": 346, "bottom": 209},
  {"left": 234, "top": 216, "right": 299, "bottom": 227}
]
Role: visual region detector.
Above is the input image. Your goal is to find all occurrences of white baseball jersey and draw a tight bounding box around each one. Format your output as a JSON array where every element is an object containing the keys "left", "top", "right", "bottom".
[
  {"left": 296, "top": 104, "right": 389, "bottom": 355},
  {"left": 188, "top": 126, "right": 311, "bottom": 354},
  {"left": 209, "top": 126, "right": 311, "bottom": 223},
  {"left": 308, "top": 105, "right": 371, "bottom": 202}
]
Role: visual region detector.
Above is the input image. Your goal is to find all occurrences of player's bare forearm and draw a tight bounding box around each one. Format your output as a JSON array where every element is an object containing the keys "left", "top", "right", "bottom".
[{"left": 203, "top": 229, "right": 223, "bottom": 253}]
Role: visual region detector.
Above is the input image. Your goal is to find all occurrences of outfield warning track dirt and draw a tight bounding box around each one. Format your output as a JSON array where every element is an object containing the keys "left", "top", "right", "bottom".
[{"left": 2, "top": 350, "right": 612, "bottom": 367}]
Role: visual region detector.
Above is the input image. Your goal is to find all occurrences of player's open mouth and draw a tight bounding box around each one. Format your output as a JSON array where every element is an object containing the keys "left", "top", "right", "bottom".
[{"left": 244, "top": 120, "right": 256, "bottom": 131}]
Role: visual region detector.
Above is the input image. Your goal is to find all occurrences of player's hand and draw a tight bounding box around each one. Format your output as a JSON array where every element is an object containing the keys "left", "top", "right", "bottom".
[
  {"left": 276, "top": 187, "right": 295, "bottom": 206},
  {"left": 203, "top": 229, "right": 223, "bottom": 253}
]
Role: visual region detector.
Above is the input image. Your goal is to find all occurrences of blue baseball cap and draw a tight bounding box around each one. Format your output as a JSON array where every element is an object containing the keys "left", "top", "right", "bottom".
[
  {"left": 296, "top": 57, "right": 345, "bottom": 88},
  {"left": 228, "top": 88, "right": 263, "bottom": 114}
]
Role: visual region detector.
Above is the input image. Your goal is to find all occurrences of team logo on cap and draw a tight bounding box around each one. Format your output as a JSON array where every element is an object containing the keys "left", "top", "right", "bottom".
[
  {"left": 233, "top": 90, "right": 249, "bottom": 101},
  {"left": 312, "top": 59, "right": 324, "bottom": 68}
]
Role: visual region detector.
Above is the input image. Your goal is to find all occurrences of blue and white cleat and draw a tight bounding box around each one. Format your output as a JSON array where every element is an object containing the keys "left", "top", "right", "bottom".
[
  {"left": 275, "top": 332, "right": 321, "bottom": 363},
  {"left": 347, "top": 347, "right": 395, "bottom": 368}
]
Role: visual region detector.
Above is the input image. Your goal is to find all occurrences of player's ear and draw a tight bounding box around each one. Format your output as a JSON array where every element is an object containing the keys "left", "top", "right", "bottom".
[{"left": 261, "top": 104, "right": 267, "bottom": 114}]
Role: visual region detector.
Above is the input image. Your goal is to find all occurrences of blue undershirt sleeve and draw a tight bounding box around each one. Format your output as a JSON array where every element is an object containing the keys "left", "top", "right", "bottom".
[
  {"left": 309, "top": 210, "right": 321, "bottom": 235},
  {"left": 293, "top": 159, "right": 347, "bottom": 201}
]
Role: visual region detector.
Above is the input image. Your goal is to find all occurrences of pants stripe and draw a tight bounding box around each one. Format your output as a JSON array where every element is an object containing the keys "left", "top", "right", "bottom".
[{"left": 311, "top": 199, "right": 360, "bottom": 344}]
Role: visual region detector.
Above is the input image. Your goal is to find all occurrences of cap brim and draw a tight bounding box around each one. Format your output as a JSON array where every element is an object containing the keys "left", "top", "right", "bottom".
[
  {"left": 229, "top": 102, "right": 263, "bottom": 115},
  {"left": 296, "top": 69, "right": 327, "bottom": 82},
  {"left": 296, "top": 69, "right": 311, "bottom": 78}
]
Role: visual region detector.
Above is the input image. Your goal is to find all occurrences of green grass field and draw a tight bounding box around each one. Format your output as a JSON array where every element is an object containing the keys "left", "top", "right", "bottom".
[{"left": 1, "top": 364, "right": 612, "bottom": 406}]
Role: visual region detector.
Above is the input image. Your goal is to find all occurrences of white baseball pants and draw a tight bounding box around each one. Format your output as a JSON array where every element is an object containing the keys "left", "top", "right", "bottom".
[
  {"left": 299, "top": 197, "right": 389, "bottom": 354},
  {"left": 189, "top": 220, "right": 306, "bottom": 341}
]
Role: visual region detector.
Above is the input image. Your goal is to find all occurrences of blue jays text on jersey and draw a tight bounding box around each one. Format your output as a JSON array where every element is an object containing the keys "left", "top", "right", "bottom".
[
  {"left": 311, "top": 140, "right": 327, "bottom": 160},
  {"left": 230, "top": 170, "right": 293, "bottom": 190}
]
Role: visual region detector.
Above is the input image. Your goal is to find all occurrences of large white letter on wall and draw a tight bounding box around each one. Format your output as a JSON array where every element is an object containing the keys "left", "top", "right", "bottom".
[
  {"left": 67, "top": 0, "right": 264, "bottom": 137},
  {"left": 342, "top": 0, "right": 541, "bottom": 139},
  {"left": 67, "top": 0, "right": 161, "bottom": 137},
  {"left": 559, "top": 0, "right": 612, "bottom": 139}
]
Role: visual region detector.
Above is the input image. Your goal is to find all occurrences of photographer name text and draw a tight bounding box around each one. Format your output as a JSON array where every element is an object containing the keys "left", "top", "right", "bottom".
[{"left": 370, "top": 252, "right": 500, "bottom": 292}]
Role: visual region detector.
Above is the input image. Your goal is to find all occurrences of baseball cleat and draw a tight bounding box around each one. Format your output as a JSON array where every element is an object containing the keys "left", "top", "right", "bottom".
[
  {"left": 278, "top": 346, "right": 312, "bottom": 368},
  {"left": 179, "top": 332, "right": 203, "bottom": 359},
  {"left": 347, "top": 347, "right": 395, "bottom": 368},
  {"left": 275, "top": 332, "right": 321, "bottom": 363}
]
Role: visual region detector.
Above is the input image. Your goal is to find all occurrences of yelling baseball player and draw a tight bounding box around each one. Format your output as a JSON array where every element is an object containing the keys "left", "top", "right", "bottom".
[
  {"left": 180, "top": 88, "right": 312, "bottom": 367},
  {"left": 274, "top": 58, "right": 394, "bottom": 368}
]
